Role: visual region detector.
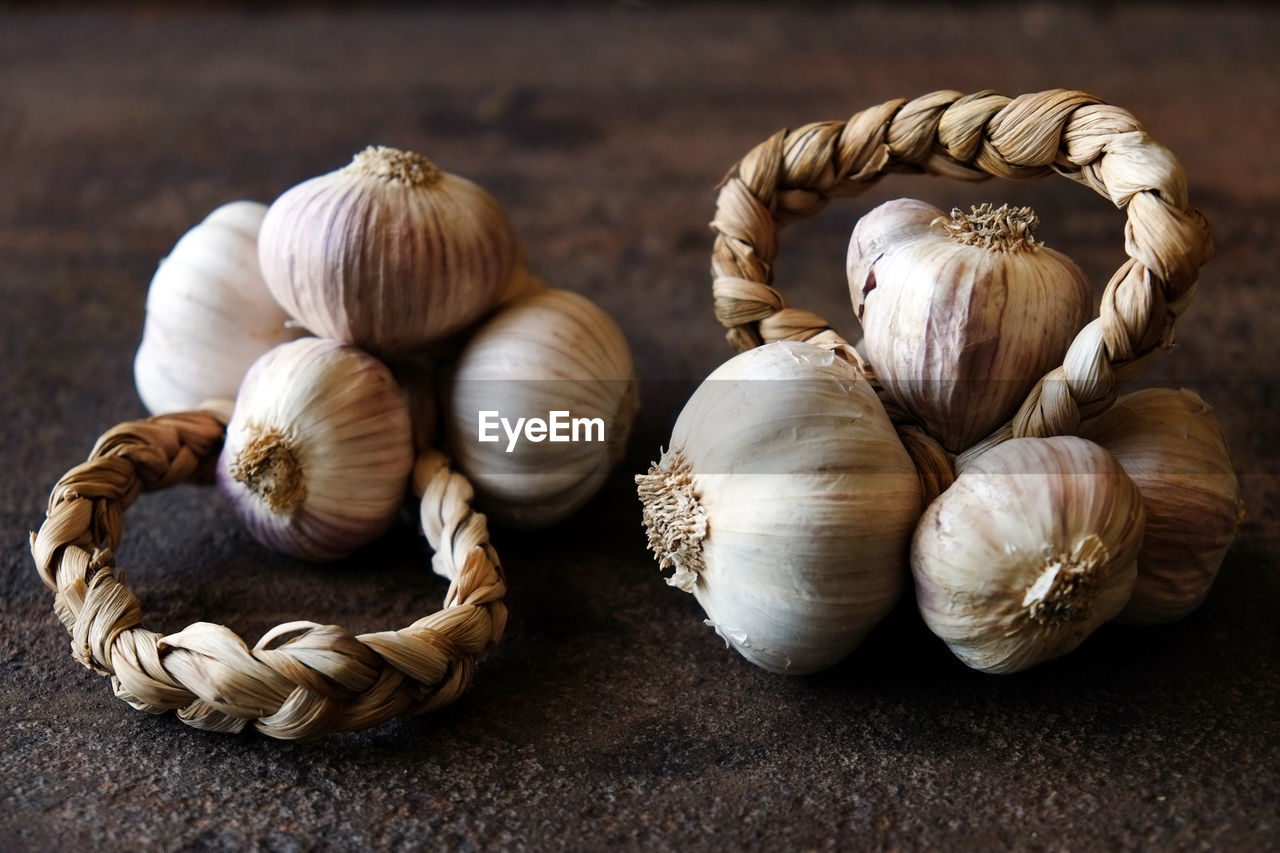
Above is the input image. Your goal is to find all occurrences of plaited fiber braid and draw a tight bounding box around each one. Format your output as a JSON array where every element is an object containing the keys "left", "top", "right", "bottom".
[
  {"left": 29, "top": 410, "right": 506, "bottom": 739},
  {"left": 711, "top": 89, "right": 1213, "bottom": 442}
]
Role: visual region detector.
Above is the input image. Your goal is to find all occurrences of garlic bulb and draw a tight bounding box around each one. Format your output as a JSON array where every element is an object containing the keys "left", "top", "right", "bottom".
[
  {"left": 636, "top": 341, "right": 923, "bottom": 675},
  {"left": 134, "top": 200, "right": 305, "bottom": 414},
  {"left": 217, "top": 337, "right": 413, "bottom": 562},
  {"left": 258, "top": 146, "right": 517, "bottom": 354},
  {"left": 445, "top": 288, "right": 637, "bottom": 527},
  {"left": 1080, "top": 388, "right": 1242, "bottom": 624},
  {"left": 912, "top": 436, "right": 1144, "bottom": 673},
  {"left": 847, "top": 199, "right": 1089, "bottom": 451}
]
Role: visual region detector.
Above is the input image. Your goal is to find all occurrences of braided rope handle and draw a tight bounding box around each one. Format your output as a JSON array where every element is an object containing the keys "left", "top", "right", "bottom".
[
  {"left": 711, "top": 89, "right": 1213, "bottom": 441},
  {"left": 29, "top": 410, "right": 506, "bottom": 739}
]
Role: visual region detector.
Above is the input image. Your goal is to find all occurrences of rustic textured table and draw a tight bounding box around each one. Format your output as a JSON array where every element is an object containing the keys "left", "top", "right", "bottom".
[{"left": 2, "top": 5, "right": 1277, "bottom": 850}]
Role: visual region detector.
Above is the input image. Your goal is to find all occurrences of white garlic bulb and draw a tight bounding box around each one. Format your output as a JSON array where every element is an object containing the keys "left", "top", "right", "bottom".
[
  {"left": 636, "top": 341, "right": 923, "bottom": 675},
  {"left": 217, "top": 337, "right": 413, "bottom": 562},
  {"left": 847, "top": 199, "right": 1089, "bottom": 451},
  {"left": 134, "top": 200, "right": 305, "bottom": 414},
  {"left": 1080, "top": 388, "right": 1242, "bottom": 624},
  {"left": 258, "top": 146, "right": 516, "bottom": 354},
  {"left": 445, "top": 287, "right": 638, "bottom": 528},
  {"left": 912, "top": 436, "right": 1144, "bottom": 673}
]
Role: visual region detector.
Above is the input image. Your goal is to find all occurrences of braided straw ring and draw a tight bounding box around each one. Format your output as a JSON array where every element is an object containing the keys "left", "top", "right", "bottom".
[
  {"left": 711, "top": 89, "right": 1213, "bottom": 443},
  {"left": 29, "top": 410, "right": 506, "bottom": 739}
]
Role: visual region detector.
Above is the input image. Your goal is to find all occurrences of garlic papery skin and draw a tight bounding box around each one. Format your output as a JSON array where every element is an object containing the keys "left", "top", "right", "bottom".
[
  {"left": 636, "top": 341, "right": 923, "bottom": 675},
  {"left": 217, "top": 337, "right": 413, "bottom": 562},
  {"left": 912, "top": 436, "right": 1144, "bottom": 674},
  {"left": 258, "top": 146, "right": 517, "bottom": 355},
  {"left": 134, "top": 200, "right": 306, "bottom": 414},
  {"left": 1080, "top": 388, "right": 1242, "bottom": 624},
  {"left": 445, "top": 288, "right": 638, "bottom": 528},
  {"left": 847, "top": 199, "right": 1090, "bottom": 452}
]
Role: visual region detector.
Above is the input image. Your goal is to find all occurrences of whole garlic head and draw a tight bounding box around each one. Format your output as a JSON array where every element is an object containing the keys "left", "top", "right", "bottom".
[
  {"left": 258, "top": 146, "right": 517, "bottom": 354},
  {"left": 912, "top": 436, "right": 1144, "bottom": 674},
  {"left": 445, "top": 287, "right": 638, "bottom": 528},
  {"left": 636, "top": 341, "right": 923, "bottom": 675},
  {"left": 1080, "top": 388, "right": 1242, "bottom": 624},
  {"left": 848, "top": 199, "right": 1090, "bottom": 451},
  {"left": 134, "top": 201, "right": 306, "bottom": 414},
  {"left": 217, "top": 337, "right": 413, "bottom": 562}
]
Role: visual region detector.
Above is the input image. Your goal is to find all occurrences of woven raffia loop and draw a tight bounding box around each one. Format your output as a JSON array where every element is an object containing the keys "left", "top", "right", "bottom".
[
  {"left": 710, "top": 88, "right": 1213, "bottom": 441},
  {"left": 29, "top": 410, "right": 506, "bottom": 739}
]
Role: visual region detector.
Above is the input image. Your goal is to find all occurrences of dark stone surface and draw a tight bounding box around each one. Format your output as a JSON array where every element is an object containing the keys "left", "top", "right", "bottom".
[{"left": 1, "top": 5, "right": 1277, "bottom": 851}]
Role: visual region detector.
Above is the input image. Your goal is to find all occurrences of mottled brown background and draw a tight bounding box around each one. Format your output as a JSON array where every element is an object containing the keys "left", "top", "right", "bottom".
[{"left": 2, "top": 4, "right": 1277, "bottom": 851}]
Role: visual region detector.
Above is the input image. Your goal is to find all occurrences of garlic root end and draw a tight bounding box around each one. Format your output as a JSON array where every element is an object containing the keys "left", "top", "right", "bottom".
[
  {"left": 939, "top": 203, "right": 1043, "bottom": 253},
  {"left": 345, "top": 145, "right": 442, "bottom": 186},
  {"left": 230, "top": 426, "right": 306, "bottom": 514},
  {"left": 635, "top": 449, "right": 707, "bottom": 593},
  {"left": 1023, "top": 534, "right": 1109, "bottom": 625}
]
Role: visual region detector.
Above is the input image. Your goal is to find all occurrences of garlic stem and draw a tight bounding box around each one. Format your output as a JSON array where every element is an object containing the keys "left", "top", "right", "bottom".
[
  {"left": 938, "top": 203, "right": 1043, "bottom": 253},
  {"left": 229, "top": 426, "right": 306, "bottom": 514},
  {"left": 344, "top": 145, "right": 442, "bottom": 186},
  {"left": 636, "top": 449, "right": 708, "bottom": 593}
]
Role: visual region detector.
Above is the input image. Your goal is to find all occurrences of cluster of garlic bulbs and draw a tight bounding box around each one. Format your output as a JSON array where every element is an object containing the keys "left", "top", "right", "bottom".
[
  {"left": 641, "top": 197, "right": 1240, "bottom": 676},
  {"left": 135, "top": 145, "right": 637, "bottom": 560}
]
